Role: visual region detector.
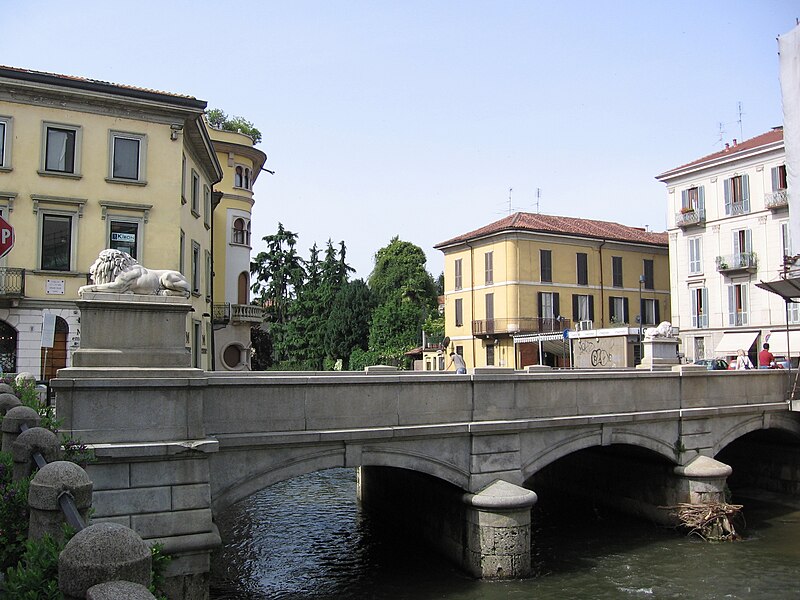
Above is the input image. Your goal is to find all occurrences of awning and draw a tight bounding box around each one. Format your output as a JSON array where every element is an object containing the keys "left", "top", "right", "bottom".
[
  {"left": 765, "top": 330, "right": 800, "bottom": 357},
  {"left": 756, "top": 275, "right": 800, "bottom": 301},
  {"left": 514, "top": 332, "right": 569, "bottom": 357},
  {"left": 714, "top": 331, "right": 759, "bottom": 355}
]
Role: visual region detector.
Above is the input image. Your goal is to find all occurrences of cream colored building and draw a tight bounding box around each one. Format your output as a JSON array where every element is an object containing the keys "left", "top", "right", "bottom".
[
  {"left": 435, "top": 212, "right": 670, "bottom": 370},
  {"left": 656, "top": 128, "right": 794, "bottom": 364},
  {"left": 208, "top": 127, "right": 267, "bottom": 370},
  {"left": 0, "top": 65, "right": 222, "bottom": 376}
]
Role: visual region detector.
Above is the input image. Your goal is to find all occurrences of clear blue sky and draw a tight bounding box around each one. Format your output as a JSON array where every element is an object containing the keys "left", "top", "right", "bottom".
[{"left": 2, "top": 1, "right": 797, "bottom": 278}]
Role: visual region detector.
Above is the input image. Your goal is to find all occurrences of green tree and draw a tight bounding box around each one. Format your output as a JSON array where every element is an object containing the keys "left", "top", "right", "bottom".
[
  {"left": 205, "top": 108, "right": 262, "bottom": 144},
  {"left": 324, "top": 279, "right": 374, "bottom": 368}
]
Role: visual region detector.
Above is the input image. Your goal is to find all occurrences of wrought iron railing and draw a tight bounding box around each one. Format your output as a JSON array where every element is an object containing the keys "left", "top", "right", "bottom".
[
  {"left": 675, "top": 209, "right": 706, "bottom": 228},
  {"left": 212, "top": 303, "right": 231, "bottom": 324},
  {"left": 715, "top": 253, "right": 757, "bottom": 273},
  {"left": 765, "top": 189, "right": 788, "bottom": 210},
  {"left": 472, "top": 317, "right": 570, "bottom": 336},
  {"left": 0, "top": 267, "right": 25, "bottom": 296}
]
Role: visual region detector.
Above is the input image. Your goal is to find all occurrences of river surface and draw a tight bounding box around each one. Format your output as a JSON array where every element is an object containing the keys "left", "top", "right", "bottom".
[{"left": 210, "top": 468, "right": 800, "bottom": 599}]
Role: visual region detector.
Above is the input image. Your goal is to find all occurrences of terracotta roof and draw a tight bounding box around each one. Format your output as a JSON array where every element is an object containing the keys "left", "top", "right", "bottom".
[
  {"left": 435, "top": 212, "right": 668, "bottom": 248},
  {"left": 657, "top": 127, "right": 784, "bottom": 179},
  {"left": 0, "top": 65, "right": 206, "bottom": 108}
]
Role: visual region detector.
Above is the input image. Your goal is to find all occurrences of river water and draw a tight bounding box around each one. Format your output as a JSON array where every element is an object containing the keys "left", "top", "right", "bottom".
[{"left": 210, "top": 468, "right": 800, "bottom": 599}]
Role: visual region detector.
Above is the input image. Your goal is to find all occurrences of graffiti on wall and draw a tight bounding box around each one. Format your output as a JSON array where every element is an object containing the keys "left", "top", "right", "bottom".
[{"left": 573, "top": 337, "right": 627, "bottom": 368}]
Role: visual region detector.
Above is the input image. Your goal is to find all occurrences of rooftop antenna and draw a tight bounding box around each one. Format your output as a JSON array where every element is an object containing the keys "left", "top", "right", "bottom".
[
  {"left": 508, "top": 188, "right": 513, "bottom": 215},
  {"left": 535, "top": 188, "right": 541, "bottom": 214},
  {"left": 737, "top": 101, "right": 744, "bottom": 140},
  {"left": 717, "top": 122, "right": 726, "bottom": 146}
]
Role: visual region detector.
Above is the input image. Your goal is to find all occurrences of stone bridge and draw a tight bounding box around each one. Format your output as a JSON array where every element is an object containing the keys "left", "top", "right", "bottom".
[{"left": 51, "top": 295, "right": 798, "bottom": 599}]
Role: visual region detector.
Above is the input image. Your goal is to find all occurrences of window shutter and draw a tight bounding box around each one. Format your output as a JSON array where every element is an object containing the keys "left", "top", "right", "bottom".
[
  {"left": 609, "top": 297, "right": 614, "bottom": 321},
  {"left": 742, "top": 174, "right": 750, "bottom": 211},
  {"left": 588, "top": 295, "right": 595, "bottom": 321},
  {"left": 640, "top": 298, "right": 645, "bottom": 325},
  {"left": 553, "top": 293, "right": 560, "bottom": 320},
  {"left": 654, "top": 300, "right": 660, "bottom": 323},
  {"left": 681, "top": 189, "right": 687, "bottom": 209},
  {"left": 538, "top": 292, "right": 543, "bottom": 318},
  {"left": 724, "top": 178, "right": 731, "bottom": 215},
  {"left": 744, "top": 229, "right": 752, "bottom": 254},
  {"left": 733, "top": 231, "right": 741, "bottom": 256},
  {"left": 572, "top": 295, "right": 579, "bottom": 321},
  {"left": 772, "top": 166, "right": 780, "bottom": 192},
  {"left": 701, "top": 288, "right": 708, "bottom": 328},
  {"left": 698, "top": 186, "right": 705, "bottom": 211},
  {"left": 727, "top": 285, "right": 736, "bottom": 325},
  {"left": 691, "top": 291, "right": 698, "bottom": 328},
  {"left": 623, "top": 297, "right": 629, "bottom": 323}
]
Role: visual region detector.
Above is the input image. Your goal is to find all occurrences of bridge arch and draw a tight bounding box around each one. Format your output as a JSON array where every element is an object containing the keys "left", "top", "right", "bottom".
[{"left": 712, "top": 412, "right": 800, "bottom": 457}]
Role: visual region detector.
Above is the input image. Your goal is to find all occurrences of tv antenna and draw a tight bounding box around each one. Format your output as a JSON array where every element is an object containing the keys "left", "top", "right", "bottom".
[
  {"left": 508, "top": 188, "right": 513, "bottom": 215},
  {"left": 737, "top": 101, "right": 744, "bottom": 140},
  {"left": 535, "top": 188, "right": 541, "bottom": 214}
]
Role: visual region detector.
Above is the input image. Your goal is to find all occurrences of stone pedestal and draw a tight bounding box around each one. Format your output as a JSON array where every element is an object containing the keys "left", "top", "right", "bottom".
[
  {"left": 637, "top": 337, "right": 681, "bottom": 370},
  {"left": 71, "top": 292, "right": 193, "bottom": 368},
  {"left": 673, "top": 455, "right": 733, "bottom": 505},
  {"left": 462, "top": 480, "right": 538, "bottom": 579}
]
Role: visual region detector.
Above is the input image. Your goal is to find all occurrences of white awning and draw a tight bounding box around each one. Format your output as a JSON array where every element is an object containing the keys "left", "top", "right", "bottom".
[
  {"left": 765, "top": 330, "right": 800, "bottom": 357},
  {"left": 714, "top": 331, "right": 759, "bottom": 355}
]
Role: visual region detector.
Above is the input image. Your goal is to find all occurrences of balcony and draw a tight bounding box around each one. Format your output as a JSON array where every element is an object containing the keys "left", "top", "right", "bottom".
[
  {"left": 675, "top": 208, "right": 706, "bottom": 229},
  {"left": 716, "top": 253, "right": 757, "bottom": 275},
  {"left": 472, "top": 316, "right": 570, "bottom": 338},
  {"left": 214, "top": 302, "right": 266, "bottom": 326},
  {"left": 765, "top": 189, "right": 788, "bottom": 211},
  {"left": 0, "top": 268, "right": 25, "bottom": 297}
]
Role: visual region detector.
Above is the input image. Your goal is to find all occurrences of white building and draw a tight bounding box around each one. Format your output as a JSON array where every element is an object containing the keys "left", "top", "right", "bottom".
[{"left": 656, "top": 127, "right": 796, "bottom": 364}]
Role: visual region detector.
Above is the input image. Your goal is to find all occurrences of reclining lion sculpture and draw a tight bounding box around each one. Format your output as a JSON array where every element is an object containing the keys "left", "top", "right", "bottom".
[
  {"left": 78, "top": 249, "right": 191, "bottom": 297},
  {"left": 644, "top": 321, "right": 674, "bottom": 339}
]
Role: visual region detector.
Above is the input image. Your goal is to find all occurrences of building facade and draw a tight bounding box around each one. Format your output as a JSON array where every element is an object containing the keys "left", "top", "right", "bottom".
[
  {"left": 435, "top": 212, "right": 670, "bottom": 370},
  {"left": 208, "top": 127, "right": 267, "bottom": 370},
  {"left": 656, "top": 128, "right": 794, "bottom": 364},
  {"left": 0, "top": 65, "right": 222, "bottom": 376}
]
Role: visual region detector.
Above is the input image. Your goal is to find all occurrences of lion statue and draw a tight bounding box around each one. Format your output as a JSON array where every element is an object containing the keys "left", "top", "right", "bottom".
[
  {"left": 643, "top": 321, "right": 674, "bottom": 339},
  {"left": 78, "top": 249, "right": 191, "bottom": 297}
]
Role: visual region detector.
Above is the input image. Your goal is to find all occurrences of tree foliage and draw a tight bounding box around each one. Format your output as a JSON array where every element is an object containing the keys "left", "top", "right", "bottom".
[
  {"left": 324, "top": 279, "right": 374, "bottom": 368},
  {"left": 205, "top": 108, "right": 262, "bottom": 144}
]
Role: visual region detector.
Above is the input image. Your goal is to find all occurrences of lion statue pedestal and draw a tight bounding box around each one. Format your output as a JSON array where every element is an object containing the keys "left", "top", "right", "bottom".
[{"left": 637, "top": 321, "right": 681, "bottom": 370}]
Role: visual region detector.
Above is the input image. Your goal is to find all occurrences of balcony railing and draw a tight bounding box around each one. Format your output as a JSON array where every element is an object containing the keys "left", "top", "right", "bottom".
[
  {"left": 212, "top": 303, "right": 231, "bottom": 325},
  {"left": 675, "top": 208, "right": 706, "bottom": 228},
  {"left": 727, "top": 201, "right": 750, "bottom": 216},
  {"left": 213, "top": 303, "right": 266, "bottom": 325},
  {"left": 716, "top": 252, "right": 757, "bottom": 274},
  {"left": 472, "top": 316, "right": 570, "bottom": 337},
  {"left": 0, "top": 268, "right": 25, "bottom": 297},
  {"left": 765, "top": 189, "right": 788, "bottom": 210}
]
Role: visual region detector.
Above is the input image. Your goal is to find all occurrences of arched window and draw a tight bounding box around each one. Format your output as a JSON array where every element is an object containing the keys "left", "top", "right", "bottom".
[
  {"left": 232, "top": 218, "right": 246, "bottom": 244},
  {"left": 234, "top": 166, "right": 243, "bottom": 188},
  {"left": 244, "top": 168, "right": 251, "bottom": 190},
  {"left": 0, "top": 320, "right": 17, "bottom": 374},
  {"left": 41, "top": 316, "right": 68, "bottom": 380},
  {"left": 222, "top": 343, "right": 244, "bottom": 370},
  {"left": 246, "top": 221, "right": 251, "bottom": 245},
  {"left": 238, "top": 272, "right": 249, "bottom": 305}
]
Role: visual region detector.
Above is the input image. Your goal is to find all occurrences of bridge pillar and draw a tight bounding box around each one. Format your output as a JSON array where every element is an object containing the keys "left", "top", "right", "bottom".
[
  {"left": 672, "top": 455, "right": 732, "bottom": 505},
  {"left": 462, "top": 480, "right": 538, "bottom": 579}
]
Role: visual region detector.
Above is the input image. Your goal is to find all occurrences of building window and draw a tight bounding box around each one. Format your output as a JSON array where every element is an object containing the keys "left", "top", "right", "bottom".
[
  {"left": 486, "top": 344, "right": 495, "bottom": 366},
  {"left": 688, "top": 237, "right": 702, "bottom": 274},
  {"left": 727, "top": 283, "right": 748, "bottom": 326},
  {"left": 238, "top": 272, "right": 249, "bottom": 304},
  {"left": 643, "top": 259, "right": 654, "bottom": 290},
  {"left": 454, "top": 258, "right": 463, "bottom": 290},
  {"left": 485, "top": 292, "right": 494, "bottom": 323},
  {"left": 191, "top": 241, "right": 201, "bottom": 294},
  {"left": 772, "top": 165, "right": 788, "bottom": 191},
  {"left": 455, "top": 298, "right": 463, "bottom": 327},
  {"left": 41, "top": 214, "right": 72, "bottom": 271},
  {"left": 789, "top": 302, "right": 800, "bottom": 325},
  {"left": 179, "top": 229, "right": 185, "bottom": 275},
  {"left": 609, "top": 296, "right": 628, "bottom": 324},
  {"left": 694, "top": 337, "right": 706, "bottom": 361},
  {"left": 576, "top": 252, "right": 588, "bottom": 285},
  {"left": 234, "top": 165, "right": 252, "bottom": 190},
  {"left": 540, "top": 249, "right": 552, "bottom": 283},
  {"left": 223, "top": 343, "right": 244, "bottom": 369},
  {"left": 612, "top": 256, "right": 623, "bottom": 287},
  {"left": 641, "top": 298, "right": 659, "bottom": 325},
  {"left": 485, "top": 251, "right": 493, "bottom": 285},
  {"left": 109, "top": 220, "right": 139, "bottom": 259},
  {"left": 109, "top": 131, "right": 146, "bottom": 182},
  {"left": 724, "top": 174, "right": 750, "bottom": 215},
  {"left": 681, "top": 185, "right": 705, "bottom": 211},
  {"left": 732, "top": 228, "right": 753, "bottom": 265},
  {"left": 572, "top": 294, "right": 594, "bottom": 322},
  {"left": 192, "top": 320, "right": 201, "bottom": 368},
  {"left": 232, "top": 217, "right": 250, "bottom": 245},
  {"left": 203, "top": 185, "right": 211, "bottom": 228},
  {"left": 538, "top": 292, "right": 559, "bottom": 323},
  {"left": 0, "top": 320, "right": 17, "bottom": 373},
  {"left": 181, "top": 154, "right": 187, "bottom": 204},
  {"left": 0, "top": 116, "right": 11, "bottom": 169},
  {"left": 205, "top": 250, "right": 212, "bottom": 298},
  {"left": 691, "top": 287, "right": 708, "bottom": 328},
  {"left": 42, "top": 123, "right": 81, "bottom": 175},
  {"left": 191, "top": 170, "right": 200, "bottom": 216},
  {"left": 782, "top": 221, "right": 792, "bottom": 259}
]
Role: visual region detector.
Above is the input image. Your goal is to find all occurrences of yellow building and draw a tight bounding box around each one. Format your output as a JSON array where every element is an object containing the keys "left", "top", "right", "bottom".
[
  {"left": 434, "top": 212, "right": 670, "bottom": 370},
  {"left": 0, "top": 65, "right": 222, "bottom": 376},
  {"left": 207, "top": 127, "right": 267, "bottom": 370}
]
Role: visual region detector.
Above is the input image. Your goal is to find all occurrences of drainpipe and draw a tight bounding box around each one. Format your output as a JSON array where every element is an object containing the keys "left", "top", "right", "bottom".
[
  {"left": 467, "top": 241, "right": 476, "bottom": 368},
  {"left": 598, "top": 239, "right": 607, "bottom": 327}
]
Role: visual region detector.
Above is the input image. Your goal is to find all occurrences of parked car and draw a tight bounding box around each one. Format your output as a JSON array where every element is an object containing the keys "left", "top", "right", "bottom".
[{"left": 693, "top": 358, "right": 729, "bottom": 370}]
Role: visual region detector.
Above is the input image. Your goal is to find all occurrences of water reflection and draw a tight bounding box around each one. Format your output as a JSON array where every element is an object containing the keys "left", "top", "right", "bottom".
[{"left": 211, "top": 469, "right": 800, "bottom": 599}]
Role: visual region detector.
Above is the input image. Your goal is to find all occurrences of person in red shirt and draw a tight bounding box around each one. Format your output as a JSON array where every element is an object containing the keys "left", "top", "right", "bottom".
[{"left": 758, "top": 343, "right": 775, "bottom": 369}]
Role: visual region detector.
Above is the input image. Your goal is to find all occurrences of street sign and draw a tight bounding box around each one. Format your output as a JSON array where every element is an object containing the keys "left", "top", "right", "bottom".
[{"left": 0, "top": 215, "right": 13, "bottom": 258}]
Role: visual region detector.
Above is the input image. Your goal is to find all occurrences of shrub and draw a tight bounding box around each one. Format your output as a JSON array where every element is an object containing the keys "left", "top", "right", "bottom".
[
  {"left": 1, "top": 532, "right": 67, "bottom": 599},
  {"left": 0, "top": 452, "right": 31, "bottom": 572}
]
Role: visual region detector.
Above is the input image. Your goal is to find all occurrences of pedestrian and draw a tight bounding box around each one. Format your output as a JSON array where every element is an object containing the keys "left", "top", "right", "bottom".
[
  {"left": 448, "top": 352, "right": 467, "bottom": 374},
  {"left": 758, "top": 343, "right": 775, "bottom": 369},
  {"left": 735, "top": 349, "right": 753, "bottom": 370}
]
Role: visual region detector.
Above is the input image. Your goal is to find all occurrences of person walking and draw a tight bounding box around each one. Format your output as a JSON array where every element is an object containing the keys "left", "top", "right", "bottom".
[
  {"left": 448, "top": 352, "right": 467, "bottom": 374},
  {"left": 758, "top": 343, "right": 775, "bottom": 369},
  {"left": 735, "top": 349, "right": 754, "bottom": 370}
]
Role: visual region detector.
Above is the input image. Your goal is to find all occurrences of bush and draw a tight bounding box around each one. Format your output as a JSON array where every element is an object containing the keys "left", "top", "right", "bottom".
[
  {"left": 348, "top": 348, "right": 383, "bottom": 372},
  {"left": 0, "top": 452, "right": 31, "bottom": 572},
  {"left": 1, "top": 532, "right": 67, "bottom": 600}
]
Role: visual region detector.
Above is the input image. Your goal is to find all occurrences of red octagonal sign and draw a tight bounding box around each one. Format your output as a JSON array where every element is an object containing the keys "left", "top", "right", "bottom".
[{"left": 0, "top": 215, "right": 14, "bottom": 259}]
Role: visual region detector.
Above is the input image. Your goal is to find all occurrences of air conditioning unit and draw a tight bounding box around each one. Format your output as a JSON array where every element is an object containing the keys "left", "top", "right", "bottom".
[{"left": 576, "top": 320, "right": 594, "bottom": 331}]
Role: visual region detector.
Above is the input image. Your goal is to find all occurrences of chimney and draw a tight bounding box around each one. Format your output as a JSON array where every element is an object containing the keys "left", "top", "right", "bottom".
[
  {"left": 725, "top": 143, "right": 730, "bottom": 150},
  {"left": 733, "top": 138, "right": 738, "bottom": 146}
]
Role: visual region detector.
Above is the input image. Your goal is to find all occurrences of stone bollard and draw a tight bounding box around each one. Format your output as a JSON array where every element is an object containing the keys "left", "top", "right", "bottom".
[
  {"left": 11, "top": 426, "right": 61, "bottom": 481},
  {"left": 15, "top": 372, "right": 36, "bottom": 386},
  {"left": 28, "top": 460, "right": 93, "bottom": 543},
  {"left": 0, "top": 391, "right": 22, "bottom": 416},
  {"left": 59, "top": 523, "right": 152, "bottom": 600},
  {"left": 86, "top": 581, "right": 156, "bottom": 600},
  {"left": 0, "top": 382, "right": 17, "bottom": 395},
  {"left": 2, "top": 405, "right": 41, "bottom": 452}
]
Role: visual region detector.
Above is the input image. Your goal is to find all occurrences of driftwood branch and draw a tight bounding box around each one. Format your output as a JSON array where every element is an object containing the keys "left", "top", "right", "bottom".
[{"left": 662, "top": 502, "right": 743, "bottom": 541}]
